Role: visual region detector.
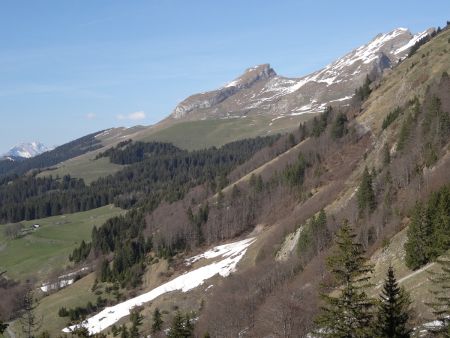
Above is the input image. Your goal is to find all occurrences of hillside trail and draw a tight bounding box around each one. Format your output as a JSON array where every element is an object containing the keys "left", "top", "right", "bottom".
[
  {"left": 6, "top": 325, "right": 16, "bottom": 338},
  {"left": 397, "top": 262, "right": 435, "bottom": 285},
  {"left": 375, "top": 262, "right": 435, "bottom": 290}
]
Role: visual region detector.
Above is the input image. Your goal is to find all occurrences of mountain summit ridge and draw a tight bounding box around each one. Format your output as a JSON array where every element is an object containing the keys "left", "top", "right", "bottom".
[
  {"left": 170, "top": 27, "right": 432, "bottom": 121},
  {"left": 172, "top": 64, "right": 276, "bottom": 119}
]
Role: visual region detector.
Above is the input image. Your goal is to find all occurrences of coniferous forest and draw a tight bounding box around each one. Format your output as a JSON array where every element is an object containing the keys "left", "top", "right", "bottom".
[{"left": 0, "top": 136, "right": 276, "bottom": 223}]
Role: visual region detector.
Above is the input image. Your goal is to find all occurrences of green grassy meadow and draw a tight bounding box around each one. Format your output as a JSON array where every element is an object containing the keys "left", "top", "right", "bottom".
[
  {"left": 139, "top": 114, "right": 316, "bottom": 150},
  {"left": 37, "top": 156, "right": 124, "bottom": 185},
  {"left": 0, "top": 205, "right": 124, "bottom": 281}
]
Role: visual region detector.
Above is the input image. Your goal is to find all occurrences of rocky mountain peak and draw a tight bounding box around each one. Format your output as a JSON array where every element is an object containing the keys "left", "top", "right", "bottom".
[
  {"left": 170, "top": 27, "right": 433, "bottom": 121},
  {"left": 4, "top": 141, "right": 51, "bottom": 159},
  {"left": 171, "top": 64, "right": 276, "bottom": 119},
  {"left": 223, "top": 64, "right": 277, "bottom": 89}
]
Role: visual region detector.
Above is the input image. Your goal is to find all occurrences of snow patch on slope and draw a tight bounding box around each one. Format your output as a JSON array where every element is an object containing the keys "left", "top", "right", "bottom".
[
  {"left": 394, "top": 29, "right": 429, "bottom": 55},
  {"left": 41, "top": 267, "right": 89, "bottom": 292},
  {"left": 248, "top": 29, "right": 409, "bottom": 108},
  {"left": 63, "top": 237, "right": 255, "bottom": 334}
]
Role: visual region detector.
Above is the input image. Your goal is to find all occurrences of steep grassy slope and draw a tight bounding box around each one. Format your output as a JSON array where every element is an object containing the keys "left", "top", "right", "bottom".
[
  {"left": 10, "top": 273, "right": 100, "bottom": 337},
  {"left": 370, "top": 227, "right": 437, "bottom": 323},
  {"left": 36, "top": 127, "right": 146, "bottom": 184},
  {"left": 38, "top": 156, "right": 124, "bottom": 184},
  {"left": 0, "top": 205, "right": 124, "bottom": 281},
  {"left": 358, "top": 29, "right": 450, "bottom": 134},
  {"left": 267, "top": 28, "right": 450, "bottom": 334},
  {"left": 135, "top": 113, "right": 316, "bottom": 150}
]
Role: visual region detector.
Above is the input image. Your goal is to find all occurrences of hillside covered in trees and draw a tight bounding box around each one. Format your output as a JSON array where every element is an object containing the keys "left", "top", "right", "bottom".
[
  {"left": 1, "top": 20, "right": 450, "bottom": 338},
  {"left": 0, "top": 136, "right": 276, "bottom": 223}
]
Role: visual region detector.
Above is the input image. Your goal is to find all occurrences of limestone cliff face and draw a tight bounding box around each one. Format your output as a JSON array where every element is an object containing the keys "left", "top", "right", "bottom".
[{"left": 172, "top": 64, "right": 276, "bottom": 119}]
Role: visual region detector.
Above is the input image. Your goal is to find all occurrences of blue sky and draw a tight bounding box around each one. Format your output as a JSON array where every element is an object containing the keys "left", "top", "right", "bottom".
[{"left": 1, "top": 0, "right": 449, "bottom": 153}]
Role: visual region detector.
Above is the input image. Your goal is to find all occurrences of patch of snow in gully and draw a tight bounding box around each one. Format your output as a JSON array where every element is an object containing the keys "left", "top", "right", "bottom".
[{"left": 63, "top": 237, "right": 255, "bottom": 334}]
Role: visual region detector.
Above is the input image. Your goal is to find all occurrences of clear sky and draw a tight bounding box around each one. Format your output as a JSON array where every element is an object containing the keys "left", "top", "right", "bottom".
[{"left": 1, "top": 0, "right": 449, "bottom": 153}]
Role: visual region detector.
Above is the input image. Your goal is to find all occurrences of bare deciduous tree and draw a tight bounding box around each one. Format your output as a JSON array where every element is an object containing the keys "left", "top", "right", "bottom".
[
  {"left": 19, "top": 284, "right": 41, "bottom": 338},
  {"left": 3, "top": 223, "right": 24, "bottom": 239}
]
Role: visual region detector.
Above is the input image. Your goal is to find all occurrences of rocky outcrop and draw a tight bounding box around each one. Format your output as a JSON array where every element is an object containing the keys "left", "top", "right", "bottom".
[{"left": 172, "top": 64, "right": 276, "bottom": 118}]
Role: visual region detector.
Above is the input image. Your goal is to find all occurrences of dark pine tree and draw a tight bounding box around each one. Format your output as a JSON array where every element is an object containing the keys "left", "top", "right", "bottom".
[
  {"left": 357, "top": 167, "right": 376, "bottom": 214},
  {"left": 0, "top": 321, "right": 8, "bottom": 334},
  {"left": 120, "top": 324, "right": 129, "bottom": 338},
  {"left": 376, "top": 266, "right": 412, "bottom": 338},
  {"left": 355, "top": 75, "right": 372, "bottom": 102},
  {"left": 404, "top": 203, "right": 433, "bottom": 270},
  {"left": 331, "top": 113, "right": 348, "bottom": 139},
  {"left": 129, "top": 308, "right": 143, "bottom": 338},
  {"left": 426, "top": 254, "right": 450, "bottom": 335},
  {"left": 315, "top": 222, "right": 375, "bottom": 338},
  {"left": 167, "top": 311, "right": 185, "bottom": 338},
  {"left": 167, "top": 311, "right": 194, "bottom": 338},
  {"left": 152, "top": 308, "right": 164, "bottom": 334}
]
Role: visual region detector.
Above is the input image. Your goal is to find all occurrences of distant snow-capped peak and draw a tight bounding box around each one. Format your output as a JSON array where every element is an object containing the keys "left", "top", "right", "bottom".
[{"left": 5, "top": 141, "right": 52, "bottom": 159}]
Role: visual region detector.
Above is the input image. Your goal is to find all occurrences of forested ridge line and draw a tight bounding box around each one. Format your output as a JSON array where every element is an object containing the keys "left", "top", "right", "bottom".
[{"left": 0, "top": 136, "right": 277, "bottom": 224}]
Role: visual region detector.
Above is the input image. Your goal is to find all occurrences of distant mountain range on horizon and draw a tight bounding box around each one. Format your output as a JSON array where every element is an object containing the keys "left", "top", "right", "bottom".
[{"left": 3, "top": 141, "right": 52, "bottom": 160}]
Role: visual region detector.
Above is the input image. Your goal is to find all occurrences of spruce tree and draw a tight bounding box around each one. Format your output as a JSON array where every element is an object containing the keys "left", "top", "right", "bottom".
[
  {"left": 357, "top": 167, "right": 376, "bottom": 214},
  {"left": 167, "top": 311, "right": 185, "bottom": 338},
  {"left": 355, "top": 76, "right": 372, "bottom": 101},
  {"left": 129, "top": 325, "right": 139, "bottom": 338},
  {"left": 152, "top": 308, "right": 164, "bottom": 333},
  {"left": 0, "top": 321, "right": 8, "bottom": 334},
  {"left": 111, "top": 324, "right": 120, "bottom": 336},
  {"left": 184, "top": 313, "right": 194, "bottom": 336},
  {"left": 231, "top": 184, "right": 240, "bottom": 200},
  {"left": 120, "top": 324, "right": 129, "bottom": 338},
  {"left": 376, "top": 266, "right": 412, "bottom": 338},
  {"left": 129, "top": 308, "right": 143, "bottom": 338},
  {"left": 426, "top": 253, "right": 450, "bottom": 335},
  {"left": 316, "top": 209, "right": 331, "bottom": 251},
  {"left": 299, "top": 123, "right": 308, "bottom": 141},
  {"left": 100, "top": 258, "right": 110, "bottom": 282},
  {"left": 331, "top": 113, "right": 348, "bottom": 139},
  {"left": 288, "top": 133, "right": 296, "bottom": 147},
  {"left": 404, "top": 203, "right": 433, "bottom": 270},
  {"left": 257, "top": 174, "right": 264, "bottom": 192},
  {"left": 167, "top": 311, "right": 194, "bottom": 338},
  {"left": 315, "top": 222, "right": 375, "bottom": 338},
  {"left": 430, "top": 187, "right": 450, "bottom": 258}
]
